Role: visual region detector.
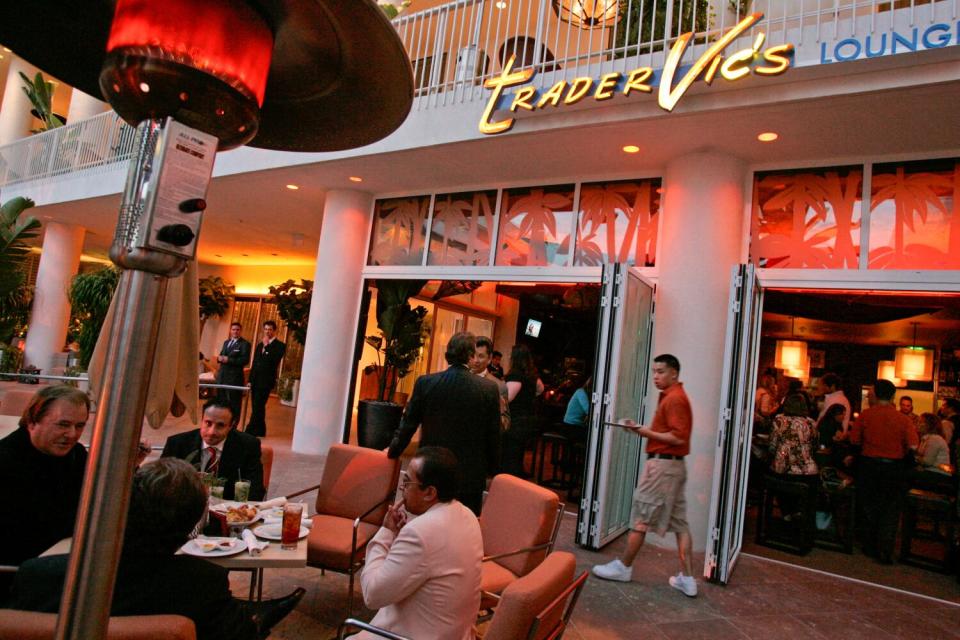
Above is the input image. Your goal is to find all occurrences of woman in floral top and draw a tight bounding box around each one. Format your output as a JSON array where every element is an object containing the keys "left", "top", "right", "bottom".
[{"left": 768, "top": 394, "right": 819, "bottom": 476}]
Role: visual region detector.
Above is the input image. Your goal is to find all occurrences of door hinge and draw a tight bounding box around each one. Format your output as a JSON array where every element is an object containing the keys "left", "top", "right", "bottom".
[
  {"left": 615, "top": 273, "right": 623, "bottom": 286},
  {"left": 721, "top": 407, "right": 732, "bottom": 422},
  {"left": 578, "top": 520, "right": 587, "bottom": 535},
  {"left": 590, "top": 523, "right": 599, "bottom": 536},
  {"left": 602, "top": 393, "right": 611, "bottom": 406},
  {"left": 591, "top": 392, "right": 602, "bottom": 404},
  {"left": 581, "top": 498, "right": 590, "bottom": 511},
  {"left": 613, "top": 295, "right": 621, "bottom": 308},
  {"left": 600, "top": 295, "right": 609, "bottom": 308},
  {"left": 592, "top": 500, "right": 600, "bottom": 513},
  {"left": 731, "top": 299, "right": 741, "bottom": 313},
  {"left": 710, "top": 527, "right": 721, "bottom": 541},
  {"left": 734, "top": 274, "right": 743, "bottom": 288}
]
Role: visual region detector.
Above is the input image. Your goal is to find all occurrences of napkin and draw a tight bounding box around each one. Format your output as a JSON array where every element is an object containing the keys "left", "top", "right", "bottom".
[
  {"left": 256, "top": 497, "right": 287, "bottom": 510},
  {"left": 242, "top": 529, "right": 268, "bottom": 556}
]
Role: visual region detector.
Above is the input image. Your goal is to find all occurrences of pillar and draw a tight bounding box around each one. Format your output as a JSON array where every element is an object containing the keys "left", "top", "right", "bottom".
[
  {"left": 649, "top": 151, "right": 746, "bottom": 551},
  {"left": 0, "top": 56, "right": 41, "bottom": 145},
  {"left": 66, "top": 89, "right": 109, "bottom": 123},
  {"left": 24, "top": 222, "right": 85, "bottom": 372},
  {"left": 292, "top": 190, "right": 374, "bottom": 455}
]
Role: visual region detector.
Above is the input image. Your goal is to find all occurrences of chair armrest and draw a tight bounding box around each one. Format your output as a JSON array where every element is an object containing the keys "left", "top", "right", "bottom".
[
  {"left": 338, "top": 618, "right": 410, "bottom": 640},
  {"left": 287, "top": 482, "right": 324, "bottom": 500},
  {"left": 482, "top": 541, "right": 551, "bottom": 564},
  {"left": 351, "top": 495, "right": 394, "bottom": 559},
  {"left": 0, "top": 565, "right": 18, "bottom": 574}
]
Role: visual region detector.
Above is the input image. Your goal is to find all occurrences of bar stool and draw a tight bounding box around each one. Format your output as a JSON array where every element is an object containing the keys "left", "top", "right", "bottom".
[
  {"left": 756, "top": 473, "right": 817, "bottom": 555},
  {"left": 535, "top": 429, "right": 573, "bottom": 489},
  {"left": 900, "top": 487, "right": 956, "bottom": 573}
]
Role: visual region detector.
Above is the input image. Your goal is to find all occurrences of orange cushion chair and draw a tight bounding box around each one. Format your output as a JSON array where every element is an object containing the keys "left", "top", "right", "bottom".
[
  {"left": 479, "top": 474, "right": 562, "bottom": 610},
  {"left": 260, "top": 444, "right": 274, "bottom": 495},
  {"left": 0, "top": 611, "right": 196, "bottom": 640},
  {"left": 305, "top": 444, "right": 399, "bottom": 615}
]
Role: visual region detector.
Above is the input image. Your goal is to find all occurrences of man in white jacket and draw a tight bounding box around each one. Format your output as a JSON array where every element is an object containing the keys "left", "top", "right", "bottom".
[{"left": 359, "top": 447, "right": 483, "bottom": 640}]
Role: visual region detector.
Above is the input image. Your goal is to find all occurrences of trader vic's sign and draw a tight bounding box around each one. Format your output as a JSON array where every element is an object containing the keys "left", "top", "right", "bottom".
[{"left": 479, "top": 13, "right": 793, "bottom": 135}]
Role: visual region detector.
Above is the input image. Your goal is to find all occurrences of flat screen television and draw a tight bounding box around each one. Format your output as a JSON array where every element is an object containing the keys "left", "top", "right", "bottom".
[{"left": 525, "top": 318, "right": 542, "bottom": 338}]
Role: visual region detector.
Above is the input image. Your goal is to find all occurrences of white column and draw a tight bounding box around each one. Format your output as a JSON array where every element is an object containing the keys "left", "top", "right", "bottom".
[
  {"left": 293, "top": 190, "right": 374, "bottom": 455},
  {"left": 0, "top": 56, "right": 41, "bottom": 145},
  {"left": 24, "top": 222, "right": 86, "bottom": 372},
  {"left": 66, "top": 89, "right": 109, "bottom": 123},
  {"left": 650, "top": 151, "right": 746, "bottom": 552}
]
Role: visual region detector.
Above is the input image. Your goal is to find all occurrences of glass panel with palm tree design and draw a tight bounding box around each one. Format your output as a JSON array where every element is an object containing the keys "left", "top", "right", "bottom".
[
  {"left": 368, "top": 195, "right": 431, "bottom": 266},
  {"left": 869, "top": 158, "right": 960, "bottom": 270},
  {"left": 495, "top": 184, "right": 575, "bottom": 266},
  {"left": 574, "top": 178, "right": 661, "bottom": 266},
  {"left": 750, "top": 166, "right": 863, "bottom": 269},
  {"left": 427, "top": 190, "right": 497, "bottom": 266}
]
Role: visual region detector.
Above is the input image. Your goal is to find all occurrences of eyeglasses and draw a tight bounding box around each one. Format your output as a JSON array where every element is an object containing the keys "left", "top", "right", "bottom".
[{"left": 399, "top": 471, "right": 424, "bottom": 491}]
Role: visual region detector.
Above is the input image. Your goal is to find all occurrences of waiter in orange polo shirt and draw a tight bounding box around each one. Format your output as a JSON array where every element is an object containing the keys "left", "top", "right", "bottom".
[
  {"left": 849, "top": 379, "right": 918, "bottom": 564},
  {"left": 592, "top": 354, "right": 698, "bottom": 598}
]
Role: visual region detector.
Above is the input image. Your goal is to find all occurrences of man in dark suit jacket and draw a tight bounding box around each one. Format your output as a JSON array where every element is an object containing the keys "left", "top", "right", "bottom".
[
  {"left": 245, "top": 320, "right": 286, "bottom": 437},
  {"left": 161, "top": 401, "right": 266, "bottom": 501},
  {"left": 8, "top": 458, "right": 303, "bottom": 640},
  {"left": 216, "top": 322, "right": 251, "bottom": 425},
  {"left": 387, "top": 332, "right": 501, "bottom": 515}
]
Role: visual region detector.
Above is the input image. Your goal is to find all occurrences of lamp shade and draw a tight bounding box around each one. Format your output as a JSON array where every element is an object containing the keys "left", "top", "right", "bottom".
[
  {"left": 894, "top": 347, "right": 934, "bottom": 382},
  {"left": 876, "top": 360, "right": 903, "bottom": 387},
  {"left": 552, "top": 0, "right": 620, "bottom": 28},
  {"left": 775, "top": 340, "right": 807, "bottom": 371}
]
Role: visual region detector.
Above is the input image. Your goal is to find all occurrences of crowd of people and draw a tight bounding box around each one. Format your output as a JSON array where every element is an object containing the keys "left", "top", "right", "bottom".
[{"left": 755, "top": 370, "right": 959, "bottom": 564}]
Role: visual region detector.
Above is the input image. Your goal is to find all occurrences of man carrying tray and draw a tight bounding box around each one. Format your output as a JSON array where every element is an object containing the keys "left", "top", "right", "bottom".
[{"left": 591, "top": 353, "right": 698, "bottom": 597}]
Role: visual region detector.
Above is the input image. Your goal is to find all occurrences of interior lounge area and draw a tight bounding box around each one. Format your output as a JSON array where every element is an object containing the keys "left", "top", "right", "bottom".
[{"left": 743, "top": 288, "right": 960, "bottom": 602}]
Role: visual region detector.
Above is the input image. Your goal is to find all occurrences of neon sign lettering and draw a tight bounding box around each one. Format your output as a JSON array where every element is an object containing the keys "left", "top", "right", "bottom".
[{"left": 479, "top": 13, "right": 793, "bottom": 135}]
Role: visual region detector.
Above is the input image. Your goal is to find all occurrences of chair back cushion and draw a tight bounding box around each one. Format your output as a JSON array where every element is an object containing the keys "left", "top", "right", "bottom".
[
  {"left": 261, "top": 445, "right": 274, "bottom": 493},
  {"left": 483, "top": 552, "right": 576, "bottom": 640},
  {"left": 315, "top": 444, "right": 399, "bottom": 524},
  {"left": 0, "top": 611, "right": 196, "bottom": 640},
  {"left": 0, "top": 389, "right": 35, "bottom": 417},
  {"left": 480, "top": 474, "right": 559, "bottom": 576}
]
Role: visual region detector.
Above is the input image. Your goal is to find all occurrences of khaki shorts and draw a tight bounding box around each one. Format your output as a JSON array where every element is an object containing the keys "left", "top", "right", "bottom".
[{"left": 630, "top": 458, "right": 689, "bottom": 535}]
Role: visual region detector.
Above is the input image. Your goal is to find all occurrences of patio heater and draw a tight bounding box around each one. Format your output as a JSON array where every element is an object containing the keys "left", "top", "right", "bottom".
[{"left": 0, "top": 1, "right": 412, "bottom": 638}]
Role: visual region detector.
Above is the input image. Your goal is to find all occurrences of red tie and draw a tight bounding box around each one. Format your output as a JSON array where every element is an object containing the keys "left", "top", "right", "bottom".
[{"left": 204, "top": 446, "right": 219, "bottom": 474}]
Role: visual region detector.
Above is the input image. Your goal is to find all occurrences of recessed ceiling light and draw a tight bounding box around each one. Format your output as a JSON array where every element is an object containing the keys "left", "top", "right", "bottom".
[
  {"left": 757, "top": 132, "right": 779, "bottom": 142},
  {"left": 138, "top": 82, "right": 150, "bottom": 93},
  {"left": 622, "top": 145, "right": 640, "bottom": 154},
  {"left": 495, "top": 1, "right": 507, "bottom": 8},
  {"left": 349, "top": 176, "right": 363, "bottom": 182},
  {"left": 2, "top": 47, "right": 10, "bottom": 53},
  {"left": 286, "top": 184, "right": 299, "bottom": 190}
]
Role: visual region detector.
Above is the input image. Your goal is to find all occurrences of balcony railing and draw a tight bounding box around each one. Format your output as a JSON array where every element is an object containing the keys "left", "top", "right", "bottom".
[
  {"left": 0, "top": 0, "right": 954, "bottom": 188},
  {"left": 0, "top": 111, "right": 136, "bottom": 187}
]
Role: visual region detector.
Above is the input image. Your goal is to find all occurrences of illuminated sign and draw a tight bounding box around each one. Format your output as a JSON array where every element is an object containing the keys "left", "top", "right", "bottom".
[
  {"left": 479, "top": 13, "right": 793, "bottom": 135},
  {"left": 820, "top": 22, "right": 960, "bottom": 64}
]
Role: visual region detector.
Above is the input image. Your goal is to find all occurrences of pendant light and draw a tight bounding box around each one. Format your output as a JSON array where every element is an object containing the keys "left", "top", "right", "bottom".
[
  {"left": 775, "top": 316, "right": 808, "bottom": 371},
  {"left": 894, "top": 322, "right": 934, "bottom": 382},
  {"left": 876, "top": 360, "right": 904, "bottom": 387}
]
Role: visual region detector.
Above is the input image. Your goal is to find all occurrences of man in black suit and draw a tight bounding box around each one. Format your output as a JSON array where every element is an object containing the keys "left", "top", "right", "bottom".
[
  {"left": 387, "top": 332, "right": 501, "bottom": 515},
  {"left": 216, "top": 322, "right": 251, "bottom": 425},
  {"left": 161, "top": 401, "right": 265, "bottom": 501},
  {"left": 8, "top": 458, "right": 304, "bottom": 640},
  {"left": 245, "top": 320, "right": 286, "bottom": 437}
]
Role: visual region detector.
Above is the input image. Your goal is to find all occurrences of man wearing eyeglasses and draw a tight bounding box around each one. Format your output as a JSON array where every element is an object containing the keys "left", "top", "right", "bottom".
[{"left": 358, "top": 447, "right": 482, "bottom": 640}]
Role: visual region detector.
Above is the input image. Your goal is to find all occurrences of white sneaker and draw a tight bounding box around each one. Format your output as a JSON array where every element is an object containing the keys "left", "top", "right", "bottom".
[
  {"left": 591, "top": 558, "right": 632, "bottom": 582},
  {"left": 669, "top": 573, "right": 698, "bottom": 597}
]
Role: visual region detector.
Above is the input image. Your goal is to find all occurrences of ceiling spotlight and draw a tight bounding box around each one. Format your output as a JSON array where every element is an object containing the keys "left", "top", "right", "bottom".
[
  {"left": 757, "top": 132, "right": 779, "bottom": 142},
  {"left": 2, "top": 47, "right": 10, "bottom": 52},
  {"left": 495, "top": 1, "right": 507, "bottom": 9},
  {"left": 622, "top": 145, "right": 640, "bottom": 154},
  {"left": 349, "top": 176, "right": 363, "bottom": 182},
  {"left": 138, "top": 82, "right": 150, "bottom": 93},
  {"left": 286, "top": 184, "right": 299, "bottom": 190}
]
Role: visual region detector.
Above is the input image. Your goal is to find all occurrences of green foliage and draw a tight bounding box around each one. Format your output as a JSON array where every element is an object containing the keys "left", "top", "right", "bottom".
[
  {"left": 366, "top": 280, "right": 429, "bottom": 402},
  {"left": 0, "top": 343, "right": 22, "bottom": 375},
  {"left": 19, "top": 72, "right": 63, "bottom": 133},
  {"left": 277, "top": 372, "right": 299, "bottom": 402},
  {"left": 0, "top": 197, "right": 39, "bottom": 343},
  {"left": 199, "top": 276, "right": 234, "bottom": 333},
  {"left": 268, "top": 279, "right": 312, "bottom": 346},
  {"left": 613, "top": 0, "right": 711, "bottom": 56},
  {"left": 379, "top": 1, "right": 411, "bottom": 19},
  {"left": 69, "top": 266, "right": 120, "bottom": 367}
]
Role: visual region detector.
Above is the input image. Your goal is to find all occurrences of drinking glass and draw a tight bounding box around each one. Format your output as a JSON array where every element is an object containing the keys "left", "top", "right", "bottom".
[
  {"left": 281, "top": 503, "right": 304, "bottom": 550},
  {"left": 234, "top": 480, "right": 251, "bottom": 503}
]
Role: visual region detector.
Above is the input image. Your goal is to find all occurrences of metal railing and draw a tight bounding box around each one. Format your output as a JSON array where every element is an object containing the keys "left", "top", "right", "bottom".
[
  {"left": 0, "top": 110, "right": 136, "bottom": 187},
  {"left": 0, "top": 0, "right": 954, "bottom": 189}
]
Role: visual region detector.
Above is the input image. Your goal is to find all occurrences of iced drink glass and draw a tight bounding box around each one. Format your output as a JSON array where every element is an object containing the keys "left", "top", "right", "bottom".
[
  {"left": 281, "top": 503, "right": 304, "bottom": 550},
  {"left": 234, "top": 480, "right": 251, "bottom": 503}
]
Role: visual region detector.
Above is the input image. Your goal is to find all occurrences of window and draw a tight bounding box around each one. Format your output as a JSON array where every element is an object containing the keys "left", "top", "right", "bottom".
[
  {"left": 495, "top": 184, "right": 575, "bottom": 266},
  {"left": 574, "top": 178, "right": 660, "bottom": 266},
  {"left": 368, "top": 195, "right": 431, "bottom": 266},
  {"left": 428, "top": 190, "right": 497, "bottom": 266}
]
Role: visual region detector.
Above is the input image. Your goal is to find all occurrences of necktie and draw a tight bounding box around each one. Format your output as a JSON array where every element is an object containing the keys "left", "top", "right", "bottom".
[
  {"left": 228, "top": 339, "right": 235, "bottom": 349},
  {"left": 204, "top": 446, "right": 219, "bottom": 473}
]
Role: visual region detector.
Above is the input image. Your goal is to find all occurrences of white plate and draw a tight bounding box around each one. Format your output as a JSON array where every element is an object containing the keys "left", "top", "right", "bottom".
[
  {"left": 210, "top": 504, "right": 259, "bottom": 527},
  {"left": 181, "top": 537, "right": 247, "bottom": 557},
  {"left": 253, "top": 524, "right": 309, "bottom": 541}
]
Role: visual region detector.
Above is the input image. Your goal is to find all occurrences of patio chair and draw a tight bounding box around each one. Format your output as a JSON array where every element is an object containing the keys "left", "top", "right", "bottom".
[
  {"left": 292, "top": 443, "right": 399, "bottom": 615},
  {"left": 0, "top": 388, "right": 35, "bottom": 417},
  {"left": 337, "top": 551, "right": 588, "bottom": 640},
  {"left": 0, "top": 611, "right": 196, "bottom": 640},
  {"left": 479, "top": 474, "right": 563, "bottom": 612},
  {"left": 261, "top": 444, "right": 274, "bottom": 495}
]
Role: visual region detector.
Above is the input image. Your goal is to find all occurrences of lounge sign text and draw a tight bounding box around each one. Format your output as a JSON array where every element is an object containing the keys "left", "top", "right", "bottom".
[{"left": 479, "top": 13, "right": 793, "bottom": 135}]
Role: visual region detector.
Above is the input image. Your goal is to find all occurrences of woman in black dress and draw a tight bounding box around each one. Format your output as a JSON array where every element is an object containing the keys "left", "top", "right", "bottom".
[{"left": 502, "top": 344, "right": 544, "bottom": 477}]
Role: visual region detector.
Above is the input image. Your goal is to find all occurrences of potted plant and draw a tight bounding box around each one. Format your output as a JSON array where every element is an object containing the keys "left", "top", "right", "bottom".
[
  {"left": 276, "top": 372, "right": 300, "bottom": 407},
  {"left": 68, "top": 266, "right": 120, "bottom": 367},
  {"left": 198, "top": 275, "right": 234, "bottom": 337},
  {"left": 63, "top": 365, "right": 89, "bottom": 392},
  {"left": 0, "top": 197, "right": 39, "bottom": 347},
  {"left": 268, "top": 279, "right": 312, "bottom": 345},
  {"left": 357, "top": 279, "right": 429, "bottom": 449},
  {"left": 19, "top": 71, "right": 64, "bottom": 133}
]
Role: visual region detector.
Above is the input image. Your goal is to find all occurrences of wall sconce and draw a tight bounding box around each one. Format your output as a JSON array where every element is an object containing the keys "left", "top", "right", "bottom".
[
  {"left": 894, "top": 323, "right": 934, "bottom": 382},
  {"left": 876, "top": 360, "right": 904, "bottom": 387},
  {"left": 552, "top": 0, "right": 620, "bottom": 28}
]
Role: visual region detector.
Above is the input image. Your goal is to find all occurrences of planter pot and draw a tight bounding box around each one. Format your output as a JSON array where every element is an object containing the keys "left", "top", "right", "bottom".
[
  {"left": 357, "top": 400, "right": 403, "bottom": 450},
  {"left": 280, "top": 379, "right": 300, "bottom": 407}
]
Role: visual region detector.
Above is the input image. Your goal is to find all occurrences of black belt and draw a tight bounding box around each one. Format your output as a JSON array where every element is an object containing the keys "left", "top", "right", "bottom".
[{"left": 649, "top": 453, "right": 684, "bottom": 460}]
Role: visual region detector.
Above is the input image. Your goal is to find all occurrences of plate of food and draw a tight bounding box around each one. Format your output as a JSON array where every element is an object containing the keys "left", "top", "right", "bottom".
[
  {"left": 253, "top": 524, "right": 310, "bottom": 541},
  {"left": 218, "top": 504, "right": 259, "bottom": 527},
  {"left": 181, "top": 537, "right": 247, "bottom": 557}
]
